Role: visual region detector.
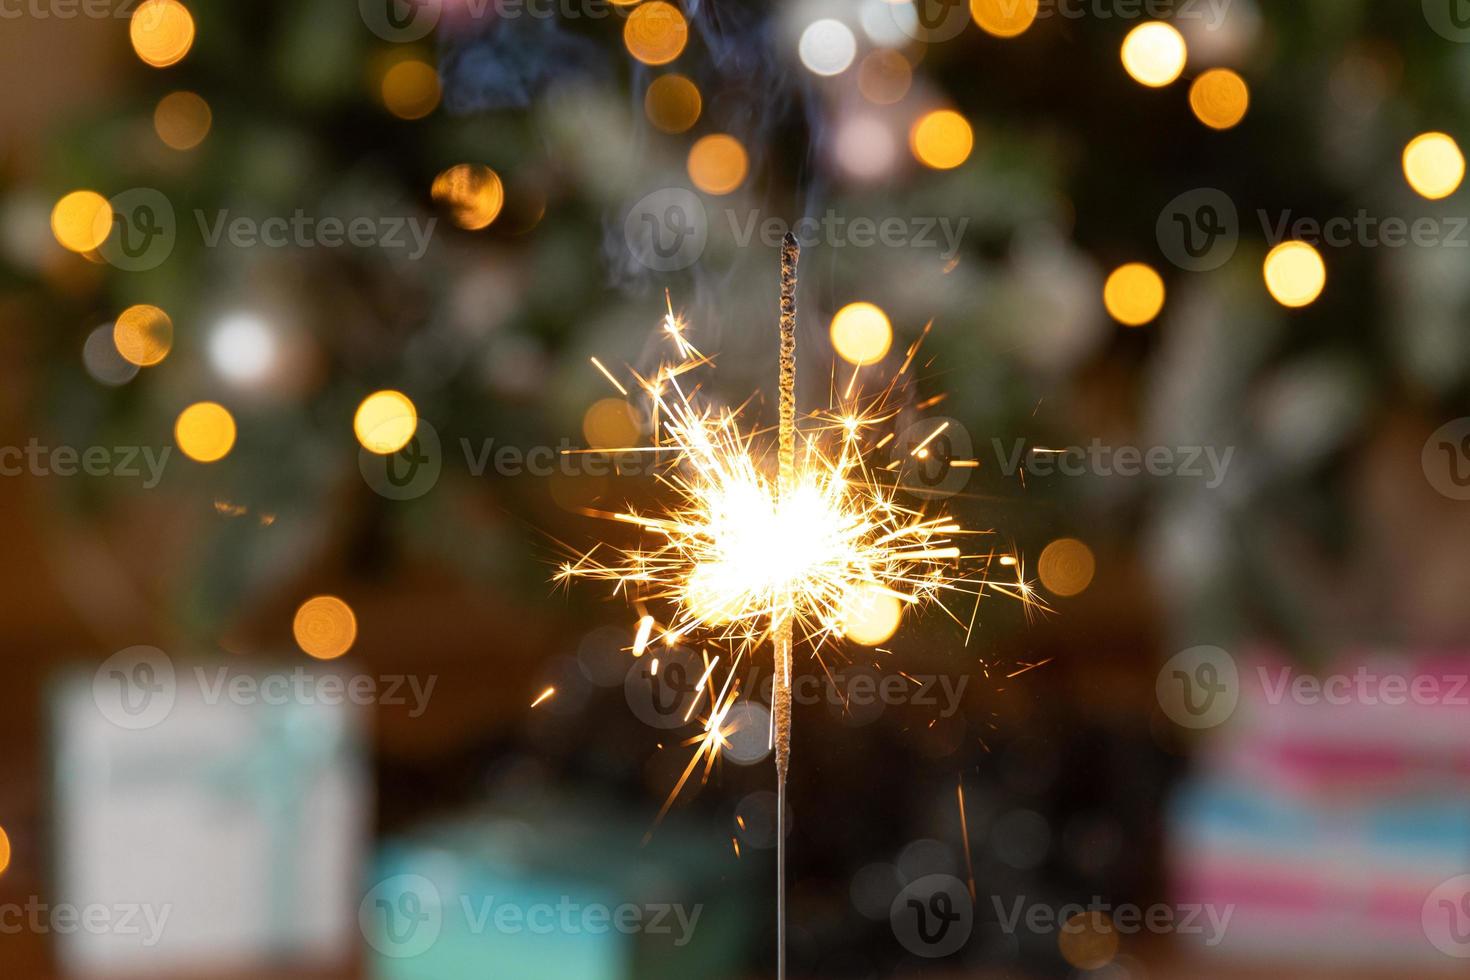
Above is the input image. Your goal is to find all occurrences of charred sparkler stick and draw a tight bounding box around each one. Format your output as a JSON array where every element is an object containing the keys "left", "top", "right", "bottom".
[{"left": 774, "top": 231, "right": 799, "bottom": 980}]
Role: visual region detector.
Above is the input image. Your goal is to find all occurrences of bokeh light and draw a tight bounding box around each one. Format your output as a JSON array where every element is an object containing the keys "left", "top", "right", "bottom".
[
  {"left": 83, "top": 324, "right": 140, "bottom": 387},
  {"left": 830, "top": 302, "right": 893, "bottom": 365},
  {"left": 644, "top": 74, "right": 702, "bottom": 133},
  {"left": 1057, "top": 911, "right": 1119, "bottom": 970},
  {"left": 857, "top": 49, "right": 912, "bottom": 105},
  {"left": 1189, "top": 68, "right": 1249, "bottom": 130},
  {"left": 50, "top": 191, "right": 112, "bottom": 253},
  {"left": 354, "top": 390, "right": 418, "bottom": 454},
  {"left": 910, "top": 109, "right": 974, "bottom": 170},
  {"left": 113, "top": 304, "right": 174, "bottom": 367},
  {"left": 1102, "top": 263, "right": 1165, "bottom": 326},
  {"left": 1038, "top": 538, "right": 1096, "bottom": 597},
  {"left": 582, "top": 397, "right": 642, "bottom": 449},
  {"left": 431, "top": 163, "right": 504, "bottom": 230},
  {"left": 130, "top": 0, "right": 195, "bottom": 68},
  {"left": 841, "top": 585, "right": 903, "bottom": 646},
  {"left": 1263, "top": 241, "right": 1326, "bottom": 308},
  {"left": 1121, "top": 22, "right": 1187, "bottom": 88},
  {"left": 381, "top": 58, "right": 441, "bottom": 120},
  {"left": 971, "top": 0, "right": 1038, "bottom": 38},
  {"left": 834, "top": 116, "right": 898, "bottom": 182},
  {"left": 799, "top": 18, "right": 858, "bottom": 77},
  {"left": 1403, "top": 132, "right": 1465, "bottom": 200},
  {"left": 209, "top": 312, "right": 277, "bottom": 386},
  {"left": 624, "top": 2, "right": 688, "bottom": 66},
  {"left": 154, "top": 91, "right": 212, "bottom": 150},
  {"left": 175, "top": 402, "right": 237, "bottom": 463},
  {"left": 293, "top": 595, "right": 358, "bottom": 660},
  {"left": 687, "top": 134, "right": 749, "bottom": 195},
  {"left": 0, "top": 825, "right": 9, "bottom": 877}
]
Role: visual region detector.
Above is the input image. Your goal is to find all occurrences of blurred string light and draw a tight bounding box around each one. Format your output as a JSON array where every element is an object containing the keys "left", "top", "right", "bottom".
[
  {"left": 830, "top": 301, "right": 893, "bottom": 365},
  {"left": 208, "top": 312, "right": 277, "bottom": 387},
  {"left": 1263, "top": 241, "right": 1326, "bottom": 308},
  {"left": 860, "top": 0, "right": 915, "bottom": 47},
  {"left": 175, "top": 402, "right": 237, "bottom": 463},
  {"left": 645, "top": 74, "right": 702, "bottom": 133},
  {"left": 293, "top": 596, "right": 358, "bottom": 660},
  {"left": 1037, "top": 537, "right": 1095, "bottom": 597},
  {"left": 582, "top": 397, "right": 642, "bottom": 449},
  {"left": 624, "top": 1, "right": 688, "bottom": 66},
  {"left": 130, "top": 0, "right": 195, "bottom": 68},
  {"left": 857, "top": 49, "right": 912, "bottom": 105},
  {"left": 687, "top": 134, "right": 749, "bottom": 195},
  {"left": 834, "top": 116, "right": 898, "bottom": 181},
  {"left": 840, "top": 585, "right": 902, "bottom": 645},
  {"left": 154, "top": 91, "right": 211, "bottom": 150},
  {"left": 354, "top": 390, "right": 418, "bottom": 454},
  {"left": 113, "top": 303, "right": 173, "bottom": 367},
  {"left": 910, "top": 109, "right": 974, "bottom": 170},
  {"left": 381, "top": 57, "right": 441, "bottom": 120},
  {"left": 83, "top": 324, "right": 140, "bottom": 386},
  {"left": 1189, "top": 68, "right": 1249, "bottom": 130},
  {"left": 799, "top": 19, "right": 858, "bottom": 77},
  {"left": 0, "top": 825, "right": 9, "bottom": 877},
  {"left": 971, "top": 0, "right": 1038, "bottom": 38},
  {"left": 1403, "top": 132, "right": 1465, "bottom": 200},
  {"left": 1121, "top": 22, "right": 1187, "bottom": 88},
  {"left": 1103, "top": 263, "right": 1165, "bottom": 326},
  {"left": 431, "top": 163, "right": 504, "bottom": 230},
  {"left": 50, "top": 190, "right": 111, "bottom": 253}
]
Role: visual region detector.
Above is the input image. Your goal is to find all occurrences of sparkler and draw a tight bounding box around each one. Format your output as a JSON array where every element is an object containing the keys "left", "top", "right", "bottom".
[{"left": 556, "top": 235, "right": 1038, "bottom": 978}]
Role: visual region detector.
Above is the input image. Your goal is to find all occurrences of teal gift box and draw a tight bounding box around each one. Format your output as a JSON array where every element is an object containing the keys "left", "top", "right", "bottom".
[
  {"left": 51, "top": 648, "right": 371, "bottom": 976},
  {"left": 362, "top": 796, "right": 759, "bottom": 980}
]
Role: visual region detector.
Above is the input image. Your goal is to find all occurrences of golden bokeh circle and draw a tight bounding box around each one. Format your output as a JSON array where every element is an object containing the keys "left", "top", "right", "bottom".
[
  {"left": 857, "top": 50, "right": 912, "bottom": 106},
  {"left": 582, "top": 398, "right": 642, "bottom": 449},
  {"left": 841, "top": 586, "right": 903, "bottom": 646},
  {"left": 1057, "top": 911, "right": 1119, "bottom": 971},
  {"left": 971, "top": 0, "right": 1039, "bottom": 38},
  {"left": 688, "top": 134, "right": 749, "bottom": 195},
  {"left": 1037, "top": 538, "right": 1096, "bottom": 597},
  {"left": 1403, "top": 132, "right": 1466, "bottom": 200},
  {"left": 1121, "top": 22, "right": 1187, "bottom": 88},
  {"left": 624, "top": 2, "right": 689, "bottom": 66},
  {"left": 0, "top": 826, "right": 10, "bottom": 877},
  {"left": 644, "top": 74, "right": 703, "bottom": 134},
  {"left": 830, "top": 302, "right": 894, "bottom": 366},
  {"left": 910, "top": 110, "right": 974, "bottom": 170},
  {"left": 354, "top": 390, "right": 419, "bottom": 455},
  {"left": 154, "top": 91, "right": 212, "bottom": 150},
  {"left": 1103, "top": 263, "right": 1165, "bottom": 327},
  {"left": 175, "top": 402, "right": 237, "bottom": 463},
  {"left": 113, "top": 304, "right": 174, "bottom": 367},
  {"left": 1189, "top": 68, "right": 1250, "bottom": 130},
  {"left": 1263, "top": 241, "right": 1326, "bottom": 308},
  {"left": 51, "top": 190, "right": 112, "bottom": 253},
  {"left": 382, "top": 59, "right": 441, "bottom": 120},
  {"left": 431, "top": 163, "right": 504, "bottom": 230},
  {"left": 293, "top": 595, "right": 358, "bottom": 660},
  {"left": 130, "top": 0, "right": 196, "bottom": 68}
]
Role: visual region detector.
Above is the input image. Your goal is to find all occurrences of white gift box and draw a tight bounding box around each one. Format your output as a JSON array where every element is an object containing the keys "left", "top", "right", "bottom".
[{"left": 51, "top": 647, "right": 371, "bottom": 977}]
